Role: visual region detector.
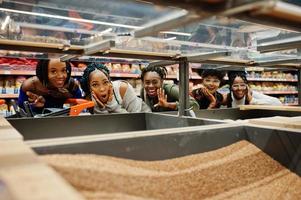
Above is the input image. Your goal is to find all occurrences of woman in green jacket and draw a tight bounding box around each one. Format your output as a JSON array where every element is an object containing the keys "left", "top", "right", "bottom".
[{"left": 140, "top": 65, "right": 199, "bottom": 112}]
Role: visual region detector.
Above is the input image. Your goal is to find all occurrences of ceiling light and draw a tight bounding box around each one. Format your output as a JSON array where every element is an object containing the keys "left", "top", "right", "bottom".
[
  {"left": 0, "top": 8, "right": 139, "bottom": 29},
  {"left": 1, "top": 15, "right": 10, "bottom": 30},
  {"left": 164, "top": 37, "right": 177, "bottom": 41},
  {"left": 160, "top": 31, "right": 191, "bottom": 36}
]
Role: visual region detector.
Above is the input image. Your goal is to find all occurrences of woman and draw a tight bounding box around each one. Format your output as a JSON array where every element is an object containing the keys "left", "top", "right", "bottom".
[
  {"left": 225, "top": 71, "right": 282, "bottom": 107},
  {"left": 18, "top": 58, "right": 82, "bottom": 114},
  {"left": 80, "top": 62, "right": 150, "bottom": 114},
  {"left": 191, "top": 69, "right": 225, "bottom": 109},
  {"left": 140, "top": 65, "right": 199, "bottom": 112}
]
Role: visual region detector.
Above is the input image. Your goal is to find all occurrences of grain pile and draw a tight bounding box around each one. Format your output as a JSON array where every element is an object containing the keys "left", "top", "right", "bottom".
[{"left": 40, "top": 140, "right": 301, "bottom": 200}]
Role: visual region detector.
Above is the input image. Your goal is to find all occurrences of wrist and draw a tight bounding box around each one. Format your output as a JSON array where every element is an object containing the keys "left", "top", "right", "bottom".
[{"left": 208, "top": 101, "right": 216, "bottom": 108}]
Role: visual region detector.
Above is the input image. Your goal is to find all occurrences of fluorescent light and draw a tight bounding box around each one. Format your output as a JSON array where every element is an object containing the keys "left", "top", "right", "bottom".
[
  {"left": 160, "top": 31, "right": 191, "bottom": 36},
  {"left": 0, "top": 8, "right": 140, "bottom": 29},
  {"left": 1, "top": 15, "right": 10, "bottom": 30},
  {"left": 98, "top": 28, "right": 112, "bottom": 35},
  {"left": 164, "top": 37, "right": 177, "bottom": 41}
]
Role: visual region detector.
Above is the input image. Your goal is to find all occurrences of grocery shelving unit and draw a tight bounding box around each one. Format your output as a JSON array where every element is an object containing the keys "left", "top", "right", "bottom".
[{"left": 1, "top": 0, "right": 301, "bottom": 199}]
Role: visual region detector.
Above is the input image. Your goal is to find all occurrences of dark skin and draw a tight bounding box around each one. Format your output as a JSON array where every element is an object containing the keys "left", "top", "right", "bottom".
[
  {"left": 199, "top": 75, "right": 221, "bottom": 109},
  {"left": 21, "top": 59, "right": 69, "bottom": 107},
  {"left": 143, "top": 71, "right": 177, "bottom": 110},
  {"left": 89, "top": 70, "right": 127, "bottom": 108}
]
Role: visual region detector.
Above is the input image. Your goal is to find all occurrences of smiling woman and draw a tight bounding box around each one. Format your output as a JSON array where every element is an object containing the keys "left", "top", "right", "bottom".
[
  {"left": 225, "top": 71, "right": 282, "bottom": 108},
  {"left": 18, "top": 58, "right": 82, "bottom": 114},
  {"left": 140, "top": 65, "right": 199, "bottom": 112},
  {"left": 191, "top": 69, "right": 225, "bottom": 109},
  {"left": 80, "top": 62, "right": 151, "bottom": 114}
]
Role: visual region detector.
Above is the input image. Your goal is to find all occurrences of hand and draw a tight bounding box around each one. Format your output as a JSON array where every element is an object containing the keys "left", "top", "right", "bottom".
[
  {"left": 92, "top": 91, "right": 105, "bottom": 109},
  {"left": 246, "top": 85, "right": 253, "bottom": 102},
  {"left": 154, "top": 88, "right": 169, "bottom": 108},
  {"left": 107, "top": 83, "right": 113, "bottom": 103},
  {"left": 201, "top": 87, "right": 216, "bottom": 102},
  {"left": 201, "top": 87, "right": 217, "bottom": 108},
  {"left": 91, "top": 84, "right": 113, "bottom": 109},
  {"left": 26, "top": 91, "right": 45, "bottom": 107}
]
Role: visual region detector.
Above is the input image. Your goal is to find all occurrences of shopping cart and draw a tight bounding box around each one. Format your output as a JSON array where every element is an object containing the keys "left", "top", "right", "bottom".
[{"left": 7, "top": 98, "right": 94, "bottom": 118}]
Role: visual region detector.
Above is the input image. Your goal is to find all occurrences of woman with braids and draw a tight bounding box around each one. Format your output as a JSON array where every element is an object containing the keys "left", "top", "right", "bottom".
[
  {"left": 225, "top": 71, "right": 281, "bottom": 108},
  {"left": 18, "top": 58, "right": 82, "bottom": 114},
  {"left": 80, "top": 62, "right": 150, "bottom": 114},
  {"left": 140, "top": 65, "right": 199, "bottom": 112},
  {"left": 191, "top": 69, "right": 225, "bottom": 109}
]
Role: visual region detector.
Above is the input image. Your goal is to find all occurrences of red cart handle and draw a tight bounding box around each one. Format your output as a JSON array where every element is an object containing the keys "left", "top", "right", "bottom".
[
  {"left": 0, "top": 99, "right": 5, "bottom": 105},
  {"left": 65, "top": 98, "right": 95, "bottom": 116}
]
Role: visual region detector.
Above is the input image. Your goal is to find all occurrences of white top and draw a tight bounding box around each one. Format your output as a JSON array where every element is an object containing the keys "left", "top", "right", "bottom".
[
  {"left": 93, "top": 81, "right": 151, "bottom": 114},
  {"left": 231, "top": 90, "right": 282, "bottom": 108}
]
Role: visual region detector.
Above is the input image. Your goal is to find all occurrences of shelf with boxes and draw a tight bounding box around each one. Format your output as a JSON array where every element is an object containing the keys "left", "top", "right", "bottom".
[{"left": 247, "top": 71, "right": 299, "bottom": 105}]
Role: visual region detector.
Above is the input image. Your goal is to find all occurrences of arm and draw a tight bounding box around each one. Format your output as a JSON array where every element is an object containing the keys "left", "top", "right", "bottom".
[
  {"left": 169, "top": 85, "right": 199, "bottom": 110},
  {"left": 18, "top": 79, "right": 45, "bottom": 113},
  {"left": 250, "top": 91, "right": 282, "bottom": 106},
  {"left": 120, "top": 82, "right": 151, "bottom": 112}
]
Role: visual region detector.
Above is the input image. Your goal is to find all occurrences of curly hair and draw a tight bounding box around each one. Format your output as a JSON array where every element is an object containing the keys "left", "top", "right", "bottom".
[
  {"left": 140, "top": 65, "right": 167, "bottom": 81},
  {"left": 36, "top": 59, "right": 71, "bottom": 87},
  {"left": 199, "top": 69, "right": 225, "bottom": 81},
  {"left": 80, "top": 62, "right": 110, "bottom": 97}
]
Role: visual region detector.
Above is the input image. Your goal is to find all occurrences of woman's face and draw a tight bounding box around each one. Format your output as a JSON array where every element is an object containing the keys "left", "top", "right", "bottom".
[
  {"left": 143, "top": 71, "right": 163, "bottom": 97},
  {"left": 89, "top": 70, "right": 112, "bottom": 103},
  {"left": 47, "top": 59, "right": 68, "bottom": 88},
  {"left": 231, "top": 76, "right": 247, "bottom": 100},
  {"left": 202, "top": 75, "right": 221, "bottom": 94}
]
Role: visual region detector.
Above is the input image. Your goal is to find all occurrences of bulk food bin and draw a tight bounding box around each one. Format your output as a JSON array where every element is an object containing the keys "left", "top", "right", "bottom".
[
  {"left": 193, "top": 107, "right": 301, "bottom": 120},
  {"left": 7, "top": 112, "right": 223, "bottom": 140},
  {"left": 164, "top": 107, "right": 301, "bottom": 120},
  {"left": 27, "top": 122, "right": 301, "bottom": 177}
]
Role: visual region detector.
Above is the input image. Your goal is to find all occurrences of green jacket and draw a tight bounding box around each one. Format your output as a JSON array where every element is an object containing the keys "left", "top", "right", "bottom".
[{"left": 141, "top": 83, "right": 199, "bottom": 112}]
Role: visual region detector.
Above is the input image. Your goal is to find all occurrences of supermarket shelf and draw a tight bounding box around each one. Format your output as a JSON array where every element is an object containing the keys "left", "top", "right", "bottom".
[
  {"left": 73, "top": 72, "right": 201, "bottom": 79},
  {"left": 283, "top": 103, "right": 299, "bottom": 106},
  {"left": 72, "top": 71, "right": 141, "bottom": 78},
  {"left": 223, "top": 77, "right": 298, "bottom": 82},
  {"left": 0, "top": 70, "right": 35, "bottom": 75},
  {"left": 110, "top": 73, "right": 140, "bottom": 78},
  {"left": 0, "top": 94, "right": 18, "bottom": 98},
  {"left": 247, "top": 78, "right": 298, "bottom": 82},
  {"left": 258, "top": 91, "right": 299, "bottom": 95}
]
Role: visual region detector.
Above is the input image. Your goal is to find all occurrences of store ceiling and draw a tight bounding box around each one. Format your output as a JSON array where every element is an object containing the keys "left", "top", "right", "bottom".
[{"left": 0, "top": 0, "right": 301, "bottom": 68}]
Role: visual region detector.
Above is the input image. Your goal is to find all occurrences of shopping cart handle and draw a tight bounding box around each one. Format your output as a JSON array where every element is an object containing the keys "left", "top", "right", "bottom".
[
  {"left": 65, "top": 98, "right": 90, "bottom": 105},
  {"left": 66, "top": 98, "right": 95, "bottom": 116},
  {"left": 0, "top": 99, "right": 5, "bottom": 105}
]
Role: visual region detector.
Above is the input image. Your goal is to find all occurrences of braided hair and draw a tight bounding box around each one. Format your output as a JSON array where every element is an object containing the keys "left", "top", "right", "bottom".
[
  {"left": 226, "top": 71, "right": 249, "bottom": 107},
  {"left": 140, "top": 65, "right": 167, "bottom": 81},
  {"left": 80, "top": 62, "right": 110, "bottom": 97},
  {"left": 36, "top": 59, "right": 72, "bottom": 87}
]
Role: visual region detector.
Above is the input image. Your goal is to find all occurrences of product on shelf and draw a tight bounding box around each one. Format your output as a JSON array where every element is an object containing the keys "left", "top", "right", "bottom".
[
  {"left": 131, "top": 64, "right": 140, "bottom": 74},
  {"left": 0, "top": 102, "right": 8, "bottom": 117},
  {"left": 15, "top": 76, "right": 27, "bottom": 94},
  {"left": 4, "top": 76, "right": 15, "bottom": 94},
  {"left": 247, "top": 71, "right": 297, "bottom": 80},
  {"left": 121, "top": 64, "right": 131, "bottom": 73},
  {"left": 111, "top": 63, "right": 122, "bottom": 73},
  {"left": 249, "top": 82, "right": 297, "bottom": 92},
  {"left": 0, "top": 77, "right": 3, "bottom": 94}
]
